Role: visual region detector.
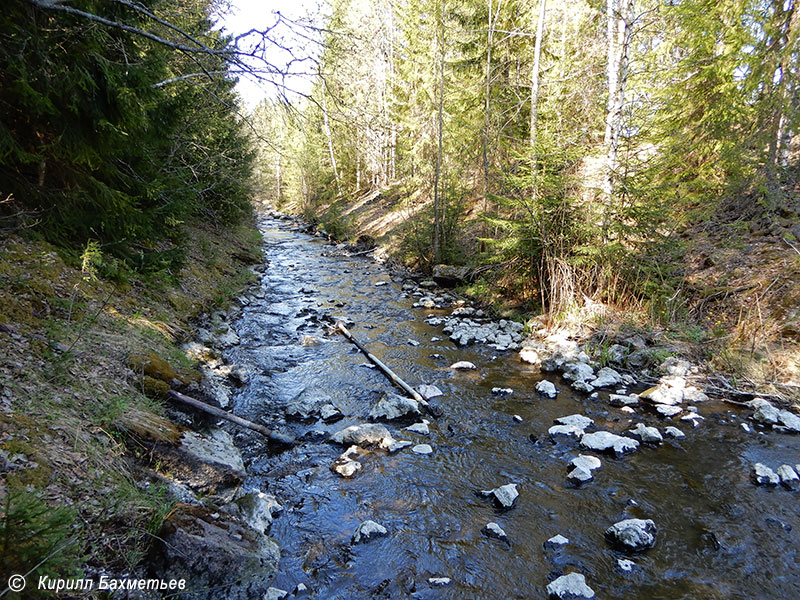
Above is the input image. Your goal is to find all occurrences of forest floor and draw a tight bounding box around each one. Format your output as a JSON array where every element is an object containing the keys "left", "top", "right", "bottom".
[
  {"left": 278, "top": 190, "right": 800, "bottom": 403},
  {"left": 0, "top": 219, "right": 263, "bottom": 587}
]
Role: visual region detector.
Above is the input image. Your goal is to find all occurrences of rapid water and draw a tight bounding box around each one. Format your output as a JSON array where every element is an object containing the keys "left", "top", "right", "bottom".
[{"left": 224, "top": 216, "right": 799, "bottom": 599}]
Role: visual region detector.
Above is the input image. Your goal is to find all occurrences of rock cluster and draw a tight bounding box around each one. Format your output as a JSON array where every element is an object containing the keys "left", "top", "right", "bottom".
[{"left": 748, "top": 398, "right": 800, "bottom": 433}]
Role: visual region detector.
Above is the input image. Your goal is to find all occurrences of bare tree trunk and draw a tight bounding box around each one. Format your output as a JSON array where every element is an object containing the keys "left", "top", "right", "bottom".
[
  {"left": 322, "top": 87, "right": 342, "bottom": 195},
  {"left": 529, "top": 0, "right": 546, "bottom": 167},
  {"left": 768, "top": 2, "right": 797, "bottom": 171},
  {"left": 482, "top": 0, "right": 502, "bottom": 216},
  {"left": 603, "top": 0, "right": 632, "bottom": 223},
  {"left": 433, "top": 0, "right": 446, "bottom": 264}
]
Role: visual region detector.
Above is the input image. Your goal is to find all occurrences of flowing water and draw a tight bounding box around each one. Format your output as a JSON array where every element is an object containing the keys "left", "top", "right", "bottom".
[{"left": 223, "top": 215, "right": 799, "bottom": 599}]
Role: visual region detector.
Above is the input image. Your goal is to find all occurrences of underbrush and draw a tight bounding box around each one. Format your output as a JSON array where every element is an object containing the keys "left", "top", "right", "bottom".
[{"left": 0, "top": 217, "right": 262, "bottom": 587}]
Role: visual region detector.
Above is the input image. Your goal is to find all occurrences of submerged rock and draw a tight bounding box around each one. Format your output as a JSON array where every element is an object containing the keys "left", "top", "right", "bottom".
[
  {"left": 546, "top": 573, "right": 595, "bottom": 600},
  {"left": 330, "top": 423, "right": 395, "bottom": 449},
  {"left": 352, "top": 520, "right": 388, "bottom": 544},
  {"left": 536, "top": 380, "right": 558, "bottom": 398},
  {"left": 331, "top": 446, "right": 362, "bottom": 478},
  {"left": 369, "top": 392, "right": 421, "bottom": 421},
  {"left": 412, "top": 443, "right": 433, "bottom": 455},
  {"left": 616, "top": 559, "right": 636, "bottom": 573},
  {"left": 405, "top": 421, "right": 430, "bottom": 435},
  {"left": 222, "top": 489, "right": 282, "bottom": 535},
  {"left": 605, "top": 518, "right": 657, "bottom": 552},
  {"left": 418, "top": 384, "right": 444, "bottom": 399}
]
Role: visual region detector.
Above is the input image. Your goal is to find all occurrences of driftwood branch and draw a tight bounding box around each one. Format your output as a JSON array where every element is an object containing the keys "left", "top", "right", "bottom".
[
  {"left": 167, "top": 390, "right": 295, "bottom": 446},
  {"left": 336, "top": 321, "right": 441, "bottom": 417}
]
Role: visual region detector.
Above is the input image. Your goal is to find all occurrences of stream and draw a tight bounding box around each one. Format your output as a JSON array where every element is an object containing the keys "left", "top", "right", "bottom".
[{"left": 222, "top": 215, "right": 799, "bottom": 599}]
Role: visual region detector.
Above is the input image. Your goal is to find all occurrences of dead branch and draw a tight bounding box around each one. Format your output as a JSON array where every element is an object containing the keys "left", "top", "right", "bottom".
[{"left": 167, "top": 389, "right": 295, "bottom": 446}]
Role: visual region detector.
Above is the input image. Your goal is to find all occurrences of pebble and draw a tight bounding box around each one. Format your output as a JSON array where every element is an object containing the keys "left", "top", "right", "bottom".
[
  {"left": 513, "top": 415, "right": 523, "bottom": 423},
  {"left": 492, "top": 387, "right": 514, "bottom": 396},
  {"left": 450, "top": 361, "right": 477, "bottom": 370},
  {"left": 664, "top": 426, "right": 685, "bottom": 439},
  {"left": 543, "top": 534, "right": 569, "bottom": 549},
  {"left": 412, "top": 444, "right": 433, "bottom": 455},
  {"left": 352, "top": 520, "right": 388, "bottom": 544},
  {"left": 387, "top": 440, "right": 413, "bottom": 454},
  {"left": 569, "top": 454, "right": 602, "bottom": 472},
  {"left": 751, "top": 461, "right": 776, "bottom": 487},
  {"left": 428, "top": 577, "right": 452, "bottom": 586},
  {"left": 617, "top": 559, "right": 636, "bottom": 572},
  {"left": 483, "top": 522, "right": 508, "bottom": 541}
]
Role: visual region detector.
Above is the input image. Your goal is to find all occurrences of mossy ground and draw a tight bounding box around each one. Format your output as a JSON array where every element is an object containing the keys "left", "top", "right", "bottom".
[{"left": 0, "top": 217, "right": 262, "bottom": 592}]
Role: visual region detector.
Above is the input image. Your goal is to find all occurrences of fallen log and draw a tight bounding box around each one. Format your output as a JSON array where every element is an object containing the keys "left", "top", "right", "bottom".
[
  {"left": 167, "top": 390, "right": 295, "bottom": 447},
  {"left": 335, "top": 321, "right": 440, "bottom": 417}
]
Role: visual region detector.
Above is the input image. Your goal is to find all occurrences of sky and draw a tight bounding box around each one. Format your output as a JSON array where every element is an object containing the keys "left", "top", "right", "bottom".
[{"left": 217, "top": 0, "right": 323, "bottom": 109}]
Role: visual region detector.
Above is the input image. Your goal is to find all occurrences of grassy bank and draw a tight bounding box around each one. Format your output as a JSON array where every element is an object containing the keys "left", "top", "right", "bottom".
[{"left": 0, "top": 218, "right": 262, "bottom": 592}]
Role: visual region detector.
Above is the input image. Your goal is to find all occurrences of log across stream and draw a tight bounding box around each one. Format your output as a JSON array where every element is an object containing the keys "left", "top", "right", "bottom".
[{"left": 218, "top": 214, "right": 800, "bottom": 600}]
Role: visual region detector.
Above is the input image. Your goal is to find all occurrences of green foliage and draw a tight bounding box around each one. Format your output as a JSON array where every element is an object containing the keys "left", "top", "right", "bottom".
[
  {"left": 0, "top": 486, "right": 82, "bottom": 596},
  {"left": 0, "top": 0, "right": 254, "bottom": 270}
]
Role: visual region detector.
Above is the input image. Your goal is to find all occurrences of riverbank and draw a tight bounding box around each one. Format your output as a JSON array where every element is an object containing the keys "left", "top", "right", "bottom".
[{"left": 0, "top": 217, "right": 274, "bottom": 596}]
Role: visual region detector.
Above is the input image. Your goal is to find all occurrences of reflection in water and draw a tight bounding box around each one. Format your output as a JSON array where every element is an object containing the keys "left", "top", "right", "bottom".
[{"left": 223, "top": 218, "right": 800, "bottom": 599}]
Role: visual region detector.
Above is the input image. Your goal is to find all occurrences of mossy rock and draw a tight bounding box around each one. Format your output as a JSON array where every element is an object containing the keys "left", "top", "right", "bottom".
[
  {"left": 142, "top": 375, "right": 170, "bottom": 398},
  {"left": 128, "top": 352, "right": 183, "bottom": 384}
]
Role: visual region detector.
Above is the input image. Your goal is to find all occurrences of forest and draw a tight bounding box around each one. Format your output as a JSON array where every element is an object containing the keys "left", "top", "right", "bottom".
[
  {"left": 1, "top": 0, "right": 799, "bottom": 597},
  {"left": 253, "top": 0, "right": 800, "bottom": 370}
]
